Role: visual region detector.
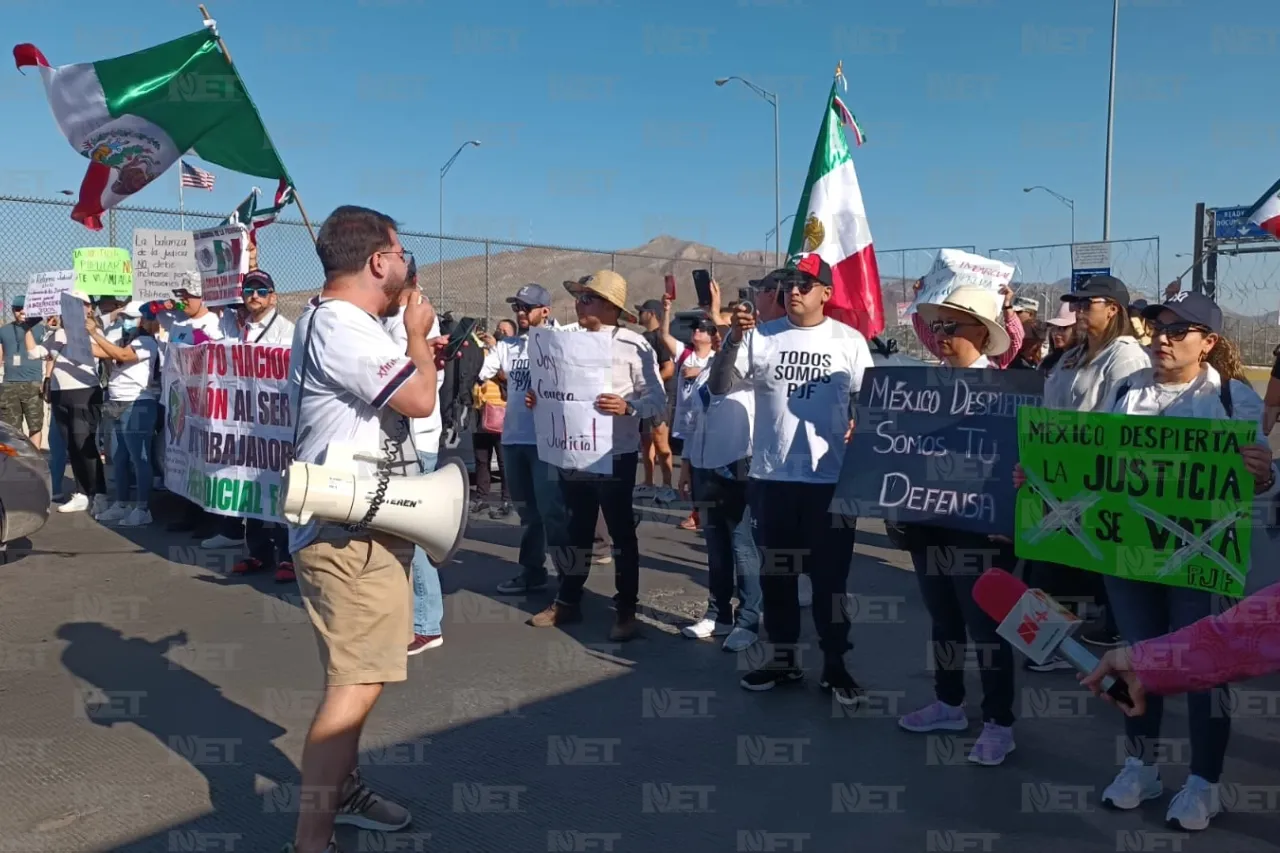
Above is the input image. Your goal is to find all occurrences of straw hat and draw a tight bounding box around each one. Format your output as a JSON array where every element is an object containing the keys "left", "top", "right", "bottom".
[
  {"left": 564, "top": 270, "right": 637, "bottom": 323},
  {"left": 917, "top": 285, "right": 1011, "bottom": 356}
]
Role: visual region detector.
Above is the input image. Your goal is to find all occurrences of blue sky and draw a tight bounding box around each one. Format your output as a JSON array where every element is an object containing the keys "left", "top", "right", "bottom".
[{"left": 6, "top": 0, "right": 1280, "bottom": 309}]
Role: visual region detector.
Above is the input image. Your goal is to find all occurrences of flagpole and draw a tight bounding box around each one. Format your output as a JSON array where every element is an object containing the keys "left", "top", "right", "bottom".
[
  {"left": 197, "top": 3, "right": 317, "bottom": 244},
  {"left": 179, "top": 165, "right": 185, "bottom": 229}
]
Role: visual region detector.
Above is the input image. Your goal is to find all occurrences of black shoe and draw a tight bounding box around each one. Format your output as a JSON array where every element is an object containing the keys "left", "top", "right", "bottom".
[
  {"left": 740, "top": 666, "right": 804, "bottom": 692},
  {"left": 819, "top": 662, "right": 866, "bottom": 707},
  {"left": 1080, "top": 626, "right": 1122, "bottom": 648},
  {"left": 488, "top": 502, "right": 513, "bottom": 520},
  {"left": 495, "top": 575, "right": 548, "bottom": 595}
]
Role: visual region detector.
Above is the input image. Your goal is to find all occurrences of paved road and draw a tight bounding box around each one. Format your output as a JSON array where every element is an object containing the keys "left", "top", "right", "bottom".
[{"left": 3, "top": 498, "right": 1280, "bottom": 853}]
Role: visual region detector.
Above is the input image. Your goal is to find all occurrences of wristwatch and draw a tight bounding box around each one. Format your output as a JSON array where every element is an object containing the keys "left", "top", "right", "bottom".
[{"left": 624, "top": 402, "right": 636, "bottom": 417}]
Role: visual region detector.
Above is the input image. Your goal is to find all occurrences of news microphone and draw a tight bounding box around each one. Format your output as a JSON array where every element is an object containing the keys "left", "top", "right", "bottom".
[{"left": 972, "top": 568, "right": 1134, "bottom": 710}]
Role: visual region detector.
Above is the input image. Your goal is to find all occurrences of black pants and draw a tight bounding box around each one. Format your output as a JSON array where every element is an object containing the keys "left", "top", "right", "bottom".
[
  {"left": 909, "top": 531, "right": 1017, "bottom": 726},
  {"left": 246, "top": 519, "right": 289, "bottom": 568},
  {"left": 1029, "top": 560, "right": 1117, "bottom": 632},
  {"left": 748, "top": 479, "right": 857, "bottom": 663},
  {"left": 50, "top": 387, "right": 105, "bottom": 497},
  {"left": 473, "top": 431, "right": 508, "bottom": 501},
  {"left": 549, "top": 453, "right": 639, "bottom": 612}
]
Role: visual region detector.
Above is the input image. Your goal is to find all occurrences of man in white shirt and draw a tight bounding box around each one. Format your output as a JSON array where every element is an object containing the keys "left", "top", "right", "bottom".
[
  {"left": 283, "top": 205, "right": 446, "bottom": 853},
  {"left": 480, "top": 283, "right": 558, "bottom": 595},
  {"left": 528, "top": 271, "right": 666, "bottom": 641},
  {"left": 708, "top": 255, "right": 873, "bottom": 705}
]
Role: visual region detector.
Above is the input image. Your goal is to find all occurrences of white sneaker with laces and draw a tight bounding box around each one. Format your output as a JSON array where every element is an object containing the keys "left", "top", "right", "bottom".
[
  {"left": 1166, "top": 775, "right": 1221, "bottom": 832},
  {"left": 798, "top": 574, "right": 813, "bottom": 608},
  {"left": 95, "top": 502, "right": 130, "bottom": 524},
  {"left": 118, "top": 507, "right": 153, "bottom": 527},
  {"left": 721, "top": 627, "right": 758, "bottom": 652},
  {"left": 1102, "top": 757, "right": 1163, "bottom": 810},
  {"left": 57, "top": 494, "right": 89, "bottom": 513},
  {"left": 681, "top": 618, "right": 732, "bottom": 640},
  {"left": 90, "top": 494, "right": 111, "bottom": 517},
  {"left": 201, "top": 533, "right": 242, "bottom": 549}
]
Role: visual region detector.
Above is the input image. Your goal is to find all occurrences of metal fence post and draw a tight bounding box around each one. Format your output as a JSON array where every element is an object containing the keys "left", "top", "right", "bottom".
[
  {"left": 610, "top": 253, "right": 616, "bottom": 272},
  {"left": 484, "top": 240, "right": 491, "bottom": 327}
]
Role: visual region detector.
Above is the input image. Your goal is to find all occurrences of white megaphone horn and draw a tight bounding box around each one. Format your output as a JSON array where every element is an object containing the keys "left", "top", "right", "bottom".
[{"left": 281, "top": 443, "right": 469, "bottom": 565}]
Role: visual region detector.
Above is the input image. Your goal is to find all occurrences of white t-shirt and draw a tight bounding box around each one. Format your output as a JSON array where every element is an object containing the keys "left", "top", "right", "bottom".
[
  {"left": 671, "top": 349, "right": 712, "bottom": 439},
  {"left": 288, "top": 299, "right": 418, "bottom": 552},
  {"left": 45, "top": 328, "right": 97, "bottom": 391},
  {"left": 478, "top": 334, "right": 536, "bottom": 446},
  {"left": 169, "top": 311, "right": 224, "bottom": 345},
  {"left": 107, "top": 336, "right": 160, "bottom": 403},
  {"left": 733, "top": 317, "right": 873, "bottom": 484},
  {"left": 382, "top": 308, "right": 444, "bottom": 455}
]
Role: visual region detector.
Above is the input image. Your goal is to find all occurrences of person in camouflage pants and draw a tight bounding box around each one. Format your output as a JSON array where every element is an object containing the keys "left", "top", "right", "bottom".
[{"left": 0, "top": 296, "right": 46, "bottom": 448}]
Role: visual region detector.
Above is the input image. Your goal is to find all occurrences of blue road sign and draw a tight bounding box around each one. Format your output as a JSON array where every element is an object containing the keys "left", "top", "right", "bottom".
[
  {"left": 1071, "top": 268, "right": 1110, "bottom": 292},
  {"left": 1211, "top": 206, "right": 1269, "bottom": 240}
]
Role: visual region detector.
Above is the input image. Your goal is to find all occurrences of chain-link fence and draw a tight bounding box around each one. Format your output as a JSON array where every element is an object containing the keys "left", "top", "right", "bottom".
[
  {"left": 1212, "top": 251, "right": 1280, "bottom": 366},
  {"left": 984, "top": 238, "right": 1162, "bottom": 316}
]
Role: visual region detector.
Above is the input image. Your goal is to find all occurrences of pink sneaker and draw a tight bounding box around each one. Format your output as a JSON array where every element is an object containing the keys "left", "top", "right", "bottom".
[
  {"left": 898, "top": 701, "right": 968, "bottom": 733},
  {"left": 967, "top": 721, "right": 1016, "bottom": 766}
]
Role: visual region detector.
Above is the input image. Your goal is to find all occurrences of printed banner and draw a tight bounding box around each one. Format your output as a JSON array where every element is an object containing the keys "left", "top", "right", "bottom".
[
  {"left": 193, "top": 224, "right": 250, "bottom": 307},
  {"left": 24, "top": 270, "right": 75, "bottom": 318},
  {"left": 72, "top": 247, "right": 133, "bottom": 297},
  {"left": 1014, "top": 407, "right": 1257, "bottom": 596},
  {"left": 162, "top": 341, "right": 295, "bottom": 520},
  {"left": 831, "top": 366, "right": 1044, "bottom": 535},
  {"left": 59, "top": 291, "right": 93, "bottom": 364},
  {"left": 527, "top": 327, "right": 613, "bottom": 474},
  {"left": 133, "top": 229, "right": 198, "bottom": 301},
  {"left": 907, "top": 249, "right": 1014, "bottom": 316}
]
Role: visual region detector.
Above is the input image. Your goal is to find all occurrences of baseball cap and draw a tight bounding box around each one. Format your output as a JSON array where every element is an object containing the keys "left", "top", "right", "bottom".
[
  {"left": 1128, "top": 298, "right": 1149, "bottom": 314},
  {"left": 11, "top": 295, "right": 25, "bottom": 309},
  {"left": 1064, "top": 274, "right": 1130, "bottom": 306},
  {"left": 507, "top": 283, "right": 551, "bottom": 308},
  {"left": 119, "top": 300, "right": 145, "bottom": 319},
  {"left": 635, "top": 299, "right": 664, "bottom": 315},
  {"left": 1141, "top": 291, "right": 1223, "bottom": 334},
  {"left": 67, "top": 290, "right": 91, "bottom": 305},
  {"left": 787, "top": 252, "right": 834, "bottom": 287},
  {"left": 243, "top": 270, "right": 276, "bottom": 291}
]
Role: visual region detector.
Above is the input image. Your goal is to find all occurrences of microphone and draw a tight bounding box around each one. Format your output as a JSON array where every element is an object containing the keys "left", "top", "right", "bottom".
[{"left": 972, "top": 568, "right": 1134, "bottom": 711}]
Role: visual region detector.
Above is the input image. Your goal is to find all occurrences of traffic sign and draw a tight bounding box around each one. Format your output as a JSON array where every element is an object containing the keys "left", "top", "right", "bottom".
[
  {"left": 1211, "top": 206, "right": 1269, "bottom": 240},
  {"left": 1070, "top": 242, "right": 1111, "bottom": 292},
  {"left": 1071, "top": 268, "right": 1109, "bottom": 292}
]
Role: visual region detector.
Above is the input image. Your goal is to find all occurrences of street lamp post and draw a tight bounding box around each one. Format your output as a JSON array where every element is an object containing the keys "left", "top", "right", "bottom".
[
  {"left": 1103, "top": 0, "right": 1119, "bottom": 241},
  {"left": 716, "top": 76, "right": 781, "bottom": 267},
  {"left": 1022, "top": 185, "right": 1076, "bottom": 246},
  {"left": 765, "top": 214, "right": 796, "bottom": 261},
  {"left": 439, "top": 140, "right": 482, "bottom": 303}
]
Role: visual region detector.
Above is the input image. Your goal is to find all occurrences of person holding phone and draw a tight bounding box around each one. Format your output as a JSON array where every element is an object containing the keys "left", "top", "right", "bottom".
[{"left": 634, "top": 298, "right": 677, "bottom": 504}]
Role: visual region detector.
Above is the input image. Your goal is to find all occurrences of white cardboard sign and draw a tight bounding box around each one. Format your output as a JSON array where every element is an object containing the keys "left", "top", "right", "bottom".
[
  {"left": 133, "top": 228, "right": 198, "bottom": 302},
  {"left": 24, "top": 270, "right": 75, "bottom": 318},
  {"left": 908, "top": 249, "right": 1015, "bottom": 316},
  {"left": 527, "top": 327, "right": 613, "bottom": 474}
]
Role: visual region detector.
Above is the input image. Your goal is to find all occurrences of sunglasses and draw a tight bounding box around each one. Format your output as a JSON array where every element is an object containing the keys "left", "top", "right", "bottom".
[
  {"left": 1067, "top": 297, "right": 1109, "bottom": 310},
  {"left": 241, "top": 286, "right": 272, "bottom": 298},
  {"left": 782, "top": 280, "right": 821, "bottom": 295},
  {"left": 928, "top": 319, "right": 982, "bottom": 337},
  {"left": 575, "top": 293, "right": 602, "bottom": 306},
  {"left": 1150, "top": 320, "right": 1211, "bottom": 342},
  {"left": 512, "top": 302, "right": 538, "bottom": 313}
]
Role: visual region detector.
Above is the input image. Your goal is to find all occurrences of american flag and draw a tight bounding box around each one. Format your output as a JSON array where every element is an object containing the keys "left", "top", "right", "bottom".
[{"left": 179, "top": 160, "right": 216, "bottom": 190}]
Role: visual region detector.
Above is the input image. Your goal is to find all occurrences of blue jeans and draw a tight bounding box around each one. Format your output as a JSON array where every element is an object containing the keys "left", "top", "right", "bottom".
[
  {"left": 1104, "top": 576, "right": 1233, "bottom": 782},
  {"left": 48, "top": 409, "right": 68, "bottom": 495},
  {"left": 112, "top": 399, "right": 158, "bottom": 504},
  {"left": 502, "top": 443, "right": 557, "bottom": 583},
  {"left": 412, "top": 451, "right": 444, "bottom": 637},
  {"left": 691, "top": 466, "right": 761, "bottom": 631}
]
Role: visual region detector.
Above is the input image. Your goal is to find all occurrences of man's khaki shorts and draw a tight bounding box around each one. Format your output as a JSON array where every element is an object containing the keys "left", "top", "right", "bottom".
[{"left": 294, "top": 532, "right": 415, "bottom": 687}]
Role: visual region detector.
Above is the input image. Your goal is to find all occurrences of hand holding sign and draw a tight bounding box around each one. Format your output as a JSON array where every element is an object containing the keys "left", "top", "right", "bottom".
[{"left": 595, "top": 394, "right": 628, "bottom": 416}]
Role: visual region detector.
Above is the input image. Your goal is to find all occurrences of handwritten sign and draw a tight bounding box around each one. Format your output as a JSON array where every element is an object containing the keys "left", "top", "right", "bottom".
[
  {"left": 59, "top": 291, "right": 93, "bottom": 364},
  {"left": 193, "top": 224, "right": 250, "bottom": 307},
  {"left": 527, "top": 327, "right": 613, "bottom": 474},
  {"left": 24, "top": 270, "right": 75, "bottom": 318},
  {"left": 133, "top": 229, "right": 198, "bottom": 301},
  {"left": 162, "top": 342, "right": 295, "bottom": 520},
  {"left": 1014, "top": 407, "right": 1257, "bottom": 596},
  {"left": 72, "top": 247, "right": 133, "bottom": 297},
  {"left": 908, "top": 249, "right": 1014, "bottom": 316},
  {"left": 831, "top": 366, "right": 1044, "bottom": 535}
]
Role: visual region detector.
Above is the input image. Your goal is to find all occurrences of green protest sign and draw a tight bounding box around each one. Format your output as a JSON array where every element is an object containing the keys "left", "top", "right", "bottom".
[
  {"left": 1014, "top": 407, "right": 1257, "bottom": 596},
  {"left": 72, "top": 247, "right": 133, "bottom": 297}
]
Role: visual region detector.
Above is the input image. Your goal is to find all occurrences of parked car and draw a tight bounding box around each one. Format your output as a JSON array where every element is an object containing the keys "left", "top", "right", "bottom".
[{"left": 0, "top": 420, "right": 51, "bottom": 544}]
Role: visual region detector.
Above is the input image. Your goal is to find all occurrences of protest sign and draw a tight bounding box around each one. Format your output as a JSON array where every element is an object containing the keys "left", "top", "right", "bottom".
[
  {"left": 24, "top": 270, "right": 75, "bottom": 318},
  {"left": 907, "top": 249, "right": 1014, "bottom": 316},
  {"left": 831, "top": 366, "right": 1044, "bottom": 535},
  {"left": 1014, "top": 407, "right": 1257, "bottom": 596},
  {"left": 193, "top": 224, "right": 250, "bottom": 307},
  {"left": 59, "top": 291, "right": 93, "bottom": 364},
  {"left": 162, "top": 341, "right": 295, "bottom": 520},
  {"left": 527, "top": 327, "right": 613, "bottom": 474},
  {"left": 133, "top": 229, "right": 198, "bottom": 301},
  {"left": 72, "top": 247, "right": 132, "bottom": 297}
]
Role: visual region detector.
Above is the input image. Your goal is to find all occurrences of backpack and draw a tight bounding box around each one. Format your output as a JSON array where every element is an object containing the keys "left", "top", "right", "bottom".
[{"left": 1112, "top": 378, "right": 1233, "bottom": 417}]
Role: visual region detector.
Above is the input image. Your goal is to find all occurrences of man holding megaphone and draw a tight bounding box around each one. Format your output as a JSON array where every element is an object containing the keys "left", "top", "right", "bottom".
[{"left": 279, "top": 206, "right": 465, "bottom": 853}]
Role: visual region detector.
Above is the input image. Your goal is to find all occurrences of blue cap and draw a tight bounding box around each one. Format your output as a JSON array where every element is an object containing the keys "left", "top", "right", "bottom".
[
  {"left": 507, "top": 284, "right": 551, "bottom": 308},
  {"left": 1142, "top": 291, "right": 1223, "bottom": 334}
]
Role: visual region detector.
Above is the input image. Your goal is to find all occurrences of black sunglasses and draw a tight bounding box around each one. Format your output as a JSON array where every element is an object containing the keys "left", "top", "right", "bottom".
[
  {"left": 928, "top": 319, "right": 982, "bottom": 337},
  {"left": 512, "top": 302, "right": 538, "bottom": 313},
  {"left": 241, "top": 286, "right": 272, "bottom": 298},
  {"left": 1150, "top": 320, "right": 1211, "bottom": 342},
  {"left": 782, "top": 280, "right": 820, "bottom": 295}
]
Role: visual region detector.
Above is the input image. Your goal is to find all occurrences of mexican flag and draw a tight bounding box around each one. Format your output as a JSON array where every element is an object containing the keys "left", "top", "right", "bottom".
[
  {"left": 225, "top": 181, "right": 294, "bottom": 243},
  {"left": 14, "top": 27, "right": 289, "bottom": 230},
  {"left": 786, "top": 75, "right": 884, "bottom": 339},
  {"left": 1246, "top": 177, "right": 1280, "bottom": 240}
]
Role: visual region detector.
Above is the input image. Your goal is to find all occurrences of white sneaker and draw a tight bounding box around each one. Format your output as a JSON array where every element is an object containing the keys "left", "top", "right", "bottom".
[
  {"left": 1166, "top": 775, "right": 1221, "bottom": 832},
  {"left": 117, "top": 507, "right": 153, "bottom": 527},
  {"left": 95, "top": 502, "right": 130, "bottom": 524},
  {"left": 721, "top": 627, "right": 758, "bottom": 652},
  {"left": 90, "top": 494, "right": 111, "bottom": 517},
  {"left": 57, "top": 493, "right": 89, "bottom": 513},
  {"left": 201, "top": 534, "right": 242, "bottom": 549},
  {"left": 680, "top": 618, "right": 732, "bottom": 640},
  {"left": 1102, "top": 757, "right": 1163, "bottom": 810},
  {"left": 798, "top": 574, "right": 813, "bottom": 608}
]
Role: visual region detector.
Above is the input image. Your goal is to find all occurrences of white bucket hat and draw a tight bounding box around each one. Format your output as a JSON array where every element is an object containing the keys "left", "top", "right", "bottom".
[{"left": 917, "top": 285, "right": 1011, "bottom": 356}]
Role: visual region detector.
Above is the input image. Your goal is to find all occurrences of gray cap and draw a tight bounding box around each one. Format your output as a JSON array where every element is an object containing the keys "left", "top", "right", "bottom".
[{"left": 506, "top": 283, "right": 551, "bottom": 308}]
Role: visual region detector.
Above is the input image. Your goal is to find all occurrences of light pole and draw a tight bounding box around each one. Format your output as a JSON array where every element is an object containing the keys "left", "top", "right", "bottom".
[
  {"left": 716, "top": 76, "right": 781, "bottom": 267},
  {"left": 1022, "top": 186, "right": 1076, "bottom": 245},
  {"left": 439, "top": 140, "right": 482, "bottom": 302},
  {"left": 1103, "top": 0, "right": 1118, "bottom": 240},
  {"left": 765, "top": 214, "right": 796, "bottom": 262}
]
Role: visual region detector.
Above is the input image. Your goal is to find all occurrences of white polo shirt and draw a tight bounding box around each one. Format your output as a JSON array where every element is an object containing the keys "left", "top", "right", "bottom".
[
  {"left": 107, "top": 336, "right": 160, "bottom": 403},
  {"left": 382, "top": 307, "right": 444, "bottom": 456}
]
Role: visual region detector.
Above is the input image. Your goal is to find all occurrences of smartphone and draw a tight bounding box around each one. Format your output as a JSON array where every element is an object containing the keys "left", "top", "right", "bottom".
[
  {"left": 664, "top": 274, "right": 677, "bottom": 302},
  {"left": 441, "top": 316, "right": 478, "bottom": 362},
  {"left": 692, "top": 269, "right": 712, "bottom": 306}
]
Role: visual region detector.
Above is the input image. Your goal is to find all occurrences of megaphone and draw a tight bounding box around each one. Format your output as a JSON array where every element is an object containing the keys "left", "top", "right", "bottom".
[{"left": 281, "top": 443, "right": 469, "bottom": 565}]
